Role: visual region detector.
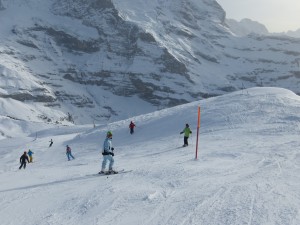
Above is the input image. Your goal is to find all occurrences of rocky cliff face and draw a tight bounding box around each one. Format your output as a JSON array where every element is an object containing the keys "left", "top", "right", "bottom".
[{"left": 0, "top": 0, "right": 299, "bottom": 124}]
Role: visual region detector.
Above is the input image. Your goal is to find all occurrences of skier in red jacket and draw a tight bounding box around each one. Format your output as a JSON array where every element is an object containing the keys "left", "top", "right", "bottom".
[{"left": 129, "top": 121, "right": 136, "bottom": 134}]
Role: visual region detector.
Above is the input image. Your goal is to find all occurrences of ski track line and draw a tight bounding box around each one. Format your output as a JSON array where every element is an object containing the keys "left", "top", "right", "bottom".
[
  {"left": 0, "top": 173, "right": 108, "bottom": 193},
  {"left": 37, "top": 182, "right": 112, "bottom": 225},
  {"left": 136, "top": 169, "right": 187, "bottom": 225},
  {"left": 98, "top": 195, "right": 131, "bottom": 225},
  {"left": 141, "top": 188, "right": 176, "bottom": 225},
  {"left": 177, "top": 186, "right": 228, "bottom": 225},
  {"left": 275, "top": 159, "right": 282, "bottom": 175},
  {"left": 247, "top": 193, "right": 256, "bottom": 225}
]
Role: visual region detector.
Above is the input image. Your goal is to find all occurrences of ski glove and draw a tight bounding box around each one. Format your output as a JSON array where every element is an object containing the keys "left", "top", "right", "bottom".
[{"left": 110, "top": 152, "right": 114, "bottom": 156}]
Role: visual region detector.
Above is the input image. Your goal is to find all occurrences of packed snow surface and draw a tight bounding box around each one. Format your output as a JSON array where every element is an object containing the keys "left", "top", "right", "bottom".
[{"left": 0, "top": 87, "right": 300, "bottom": 225}]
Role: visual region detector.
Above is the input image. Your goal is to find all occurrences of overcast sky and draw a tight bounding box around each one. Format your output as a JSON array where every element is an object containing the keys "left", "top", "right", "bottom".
[{"left": 216, "top": 0, "right": 300, "bottom": 32}]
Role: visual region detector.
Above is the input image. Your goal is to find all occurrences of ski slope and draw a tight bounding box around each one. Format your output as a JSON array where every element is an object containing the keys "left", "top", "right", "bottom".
[{"left": 0, "top": 87, "right": 300, "bottom": 225}]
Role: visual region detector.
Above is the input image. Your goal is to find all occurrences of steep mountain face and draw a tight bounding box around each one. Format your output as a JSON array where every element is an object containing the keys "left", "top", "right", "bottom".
[{"left": 0, "top": 0, "right": 299, "bottom": 125}]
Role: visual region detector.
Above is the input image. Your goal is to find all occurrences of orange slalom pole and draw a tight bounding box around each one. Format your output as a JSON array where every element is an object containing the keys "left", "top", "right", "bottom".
[{"left": 195, "top": 106, "right": 201, "bottom": 159}]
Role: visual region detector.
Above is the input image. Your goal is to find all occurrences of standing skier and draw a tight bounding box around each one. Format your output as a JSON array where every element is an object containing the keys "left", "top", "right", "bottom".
[
  {"left": 19, "top": 151, "right": 29, "bottom": 169},
  {"left": 28, "top": 149, "right": 34, "bottom": 163},
  {"left": 49, "top": 139, "right": 53, "bottom": 147},
  {"left": 99, "top": 131, "right": 117, "bottom": 174},
  {"left": 66, "top": 145, "right": 75, "bottom": 161},
  {"left": 180, "top": 123, "right": 192, "bottom": 147},
  {"left": 129, "top": 121, "right": 136, "bottom": 134}
]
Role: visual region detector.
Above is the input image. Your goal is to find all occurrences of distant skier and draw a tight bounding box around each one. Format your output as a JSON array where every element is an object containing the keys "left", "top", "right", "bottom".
[
  {"left": 19, "top": 151, "right": 29, "bottom": 169},
  {"left": 49, "top": 139, "right": 53, "bottom": 147},
  {"left": 99, "top": 131, "right": 117, "bottom": 174},
  {"left": 129, "top": 121, "right": 136, "bottom": 134},
  {"left": 28, "top": 149, "right": 34, "bottom": 163},
  {"left": 180, "top": 123, "right": 192, "bottom": 147},
  {"left": 66, "top": 145, "right": 75, "bottom": 161}
]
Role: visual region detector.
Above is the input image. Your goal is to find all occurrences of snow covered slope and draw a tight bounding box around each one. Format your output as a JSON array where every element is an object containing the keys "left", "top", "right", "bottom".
[
  {"left": 0, "top": 0, "right": 300, "bottom": 125},
  {"left": 286, "top": 28, "right": 300, "bottom": 38},
  {"left": 0, "top": 87, "right": 300, "bottom": 225},
  {"left": 226, "top": 18, "right": 269, "bottom": 36}
]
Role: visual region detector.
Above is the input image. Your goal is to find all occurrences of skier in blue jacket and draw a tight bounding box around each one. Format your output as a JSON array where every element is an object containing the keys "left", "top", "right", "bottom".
[
  {"left": 28, "top": 149, "right": 34, "bottom": 163},
  {"left": 99, "top": 131, "right": 117, "bottom": 174}
]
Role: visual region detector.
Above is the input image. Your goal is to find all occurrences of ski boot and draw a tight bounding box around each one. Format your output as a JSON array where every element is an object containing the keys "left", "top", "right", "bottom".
[{"left": 108, "top": 169, "right": 118, "bottom": 174}]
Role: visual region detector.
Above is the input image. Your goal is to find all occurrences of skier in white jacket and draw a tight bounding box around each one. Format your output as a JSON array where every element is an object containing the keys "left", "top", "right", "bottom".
[{"left": 99, "top": 131, "right": 117, "bottom": 174}]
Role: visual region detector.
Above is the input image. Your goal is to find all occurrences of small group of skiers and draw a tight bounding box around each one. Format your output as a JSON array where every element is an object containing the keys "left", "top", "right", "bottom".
[
  {"left": 19, "top": 149, "right": 34, "bottom": 169},
  {"left": 19, "top": 138, "right": 54, "bottom": 169},
  {"left": 97, "top": 122, "right": 191, "bottom": 174},
  {"left": 19, "top": 121, "right": 192, "bottom": 173},
  {"left": 18, "top": 142, "right": 76, "bottom": 169}
]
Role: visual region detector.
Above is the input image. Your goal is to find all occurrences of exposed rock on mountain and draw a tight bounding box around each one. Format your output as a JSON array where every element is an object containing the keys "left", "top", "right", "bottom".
[{"left": 0, "top": 0, "right": 299, "bottom": 124}]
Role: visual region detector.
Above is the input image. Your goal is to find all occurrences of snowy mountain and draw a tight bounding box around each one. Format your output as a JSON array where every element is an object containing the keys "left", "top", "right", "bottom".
[
  {"left": 225, "top": 18, "right": 300, "bottom": 39},
  {"left": 0, "top": 87, "right": 300, "bottom": 225},
  {"left": 225, "top": 18, "right": 269, "bottom": 36},
  {"left": 0, "top": 0, "right": 300, "bottom": 126},
  {"left": 285, "top": 28, "right": 300, "bottom": 38}
]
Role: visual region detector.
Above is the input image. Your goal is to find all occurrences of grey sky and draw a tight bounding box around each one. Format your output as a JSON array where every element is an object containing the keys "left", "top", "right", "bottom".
[{"left": 216, "top": 0, "right": 300, "bottom": 32}]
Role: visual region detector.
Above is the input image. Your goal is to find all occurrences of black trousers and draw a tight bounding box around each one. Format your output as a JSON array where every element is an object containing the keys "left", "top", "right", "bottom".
[
  {"left": 184, "top": 136, "right": 189, "bottom": 146},
  {"left": 19, "top": 162, "right": 27, "bottom": 169}
]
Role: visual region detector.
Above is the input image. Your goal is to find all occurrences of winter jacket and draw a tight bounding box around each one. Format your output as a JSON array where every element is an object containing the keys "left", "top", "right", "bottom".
[
  {"left": 66, "top": 146, "right": 71, "bottom": 153},
  {"left": 181, "top": 127, "right": 192, "bottom": 137},
  {"left": 129, "top": 122, "right": 135, "bottom": 129},
  {"left": 28, "top": 150, "right": 34, "bottom": 157},
  {"left": 20, "top": 154, "right": 29, "bottom": 163},
  {"left": 102, "top": 137, "right": 113, "bottom": 155}
]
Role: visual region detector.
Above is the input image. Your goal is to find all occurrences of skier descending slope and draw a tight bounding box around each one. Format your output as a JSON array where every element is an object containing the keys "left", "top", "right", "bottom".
[
  {"left": 19, "top": 151, "right": 29, "bottom": 169},
  {"left": 49, "top": 139, "right": 53, "bottom": 147},
  {"left": 66, "top": 145, "right": 75, "bottom": 161},
  {"left": 99, "top": 131, "right": 117, "bottom": 174}
]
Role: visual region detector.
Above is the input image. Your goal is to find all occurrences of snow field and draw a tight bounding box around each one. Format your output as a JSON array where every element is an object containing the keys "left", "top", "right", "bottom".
[{"left": 0, "top": 87, "right": 300, "bottom": 225}]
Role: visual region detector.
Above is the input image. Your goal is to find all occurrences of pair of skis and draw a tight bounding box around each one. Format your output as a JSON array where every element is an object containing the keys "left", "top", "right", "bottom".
[{"left": 97, "top": 169, "right": 132, "bottom": 176}]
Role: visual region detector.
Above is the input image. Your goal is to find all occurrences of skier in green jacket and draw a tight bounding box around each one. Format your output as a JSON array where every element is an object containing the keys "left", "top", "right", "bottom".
[{"left": 180, "top": 123, "right": 192, "bottom": 147}]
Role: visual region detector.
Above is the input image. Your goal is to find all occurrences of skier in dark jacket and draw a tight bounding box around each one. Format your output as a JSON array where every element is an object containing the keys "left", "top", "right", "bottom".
[
  {"left": 19, "top": 151, "right": 29, "bottom": 169},
  {"left": 129, "top": 121, "right": 136, "bottom": 134},
  {"left": 49, "top": 139, "right": 53, "bottom": 147}
]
